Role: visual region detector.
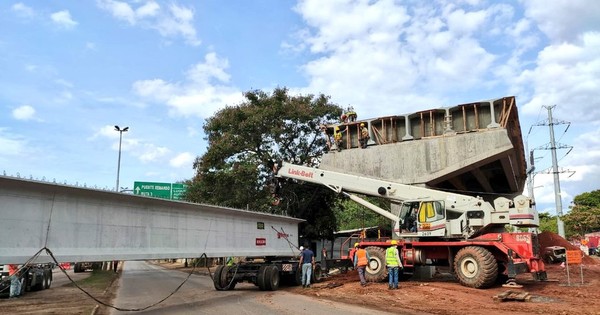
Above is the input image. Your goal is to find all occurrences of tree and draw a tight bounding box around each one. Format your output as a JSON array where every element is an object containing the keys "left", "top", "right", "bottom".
[
  {"left": 187, "top": 87, "right": 343, "bottom": 240},
  {"left": 333, "top": 197, "right": 392, "bottom": 231},
  {"left": 562, "top": 189, "right": 600, "bottom": 237},
  {"left": 537, "top": 212, "right": 558, "bottom": 234}
]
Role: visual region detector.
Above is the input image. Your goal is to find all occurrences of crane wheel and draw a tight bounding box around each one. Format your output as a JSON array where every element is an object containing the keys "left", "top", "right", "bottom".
[
  {"left": 364, "top": 246, "right": 387, "bottom": 282},
  {"left": 454, "top": 246, "right": 498, "bottom": 288}
]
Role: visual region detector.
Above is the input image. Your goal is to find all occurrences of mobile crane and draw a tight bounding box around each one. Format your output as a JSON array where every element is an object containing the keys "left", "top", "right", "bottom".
[{"left": 274, "top": 162, "right": 547, "bottom": 288}]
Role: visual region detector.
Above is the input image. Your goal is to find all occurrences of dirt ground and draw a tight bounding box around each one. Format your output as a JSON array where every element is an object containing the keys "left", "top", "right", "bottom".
[
  {"left": 0, "top": 268, "right": 120, "bottom": 315},
  {"left": 2, "top": 232, "right": 599, "bottom": 315}
]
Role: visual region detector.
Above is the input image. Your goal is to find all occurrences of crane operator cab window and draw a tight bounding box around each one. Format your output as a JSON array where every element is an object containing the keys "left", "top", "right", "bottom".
[
  {"left": 418, "top": 201, "right": 445, "bottom": 223},
  {"left": 400, "top": 201, "right": 445, "bottom": 233}
]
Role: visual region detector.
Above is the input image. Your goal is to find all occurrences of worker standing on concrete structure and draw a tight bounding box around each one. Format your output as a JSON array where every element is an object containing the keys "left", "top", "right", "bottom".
[
  {"left": 333, "top": 126, "right": 343, "bottom": 152},
  {"left": 386, "top": 240, "right": 402, "bottom": 290},
  {"left": 359, "top": 123, "right": 369, "bottom": 148},
  {"left": 346, "top": 107, "right": 357, "bottom": 122},
  {"left": 353, "top": 243, "right": 371, "bottom": 287}
]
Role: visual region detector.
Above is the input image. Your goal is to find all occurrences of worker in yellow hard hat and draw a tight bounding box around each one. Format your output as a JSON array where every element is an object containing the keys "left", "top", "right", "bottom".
[
  {"left": 359, "top": 122, "right": 369, "bottom": 149},
  {"left": 353, "top": 243, "right": 371, "bottom": 287},
  {"left": 386, "top": 239, "right": 402, "bottom": 289},
  {"left": 333, "top": 126, "right": 343, "bottom": 152}
]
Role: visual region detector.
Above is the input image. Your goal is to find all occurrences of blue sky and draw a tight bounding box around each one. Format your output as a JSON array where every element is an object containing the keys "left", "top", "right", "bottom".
[{"left": 1, "top": 0, "right": 599, "bottom": 218}]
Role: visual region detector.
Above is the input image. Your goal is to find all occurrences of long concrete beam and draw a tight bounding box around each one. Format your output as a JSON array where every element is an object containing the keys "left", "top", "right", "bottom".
[{"left": 0, "top": 176, "right": 302, "bottom": 264}]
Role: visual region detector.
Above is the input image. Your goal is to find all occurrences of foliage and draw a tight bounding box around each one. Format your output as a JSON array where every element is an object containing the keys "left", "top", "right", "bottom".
[
  {"left": 187, "top": 87, "right": 343, "bottom": 240},
  {"left": 562, "top": 189, "right": 600, "bottom": 237},
  {"left": 333, "top": 196, "right": 393, "bottom": 231},
  {"left": 537, "top": 212, "right": 558, "bottom": 234}
]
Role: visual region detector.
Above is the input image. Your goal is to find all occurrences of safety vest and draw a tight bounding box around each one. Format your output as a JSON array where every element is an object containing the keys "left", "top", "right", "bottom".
[
  {"left": 356, "top": 249, "right": 369, "bottom": 267},
  {"left": 386, "top": 247, "right": 400, "bottom": 267}
]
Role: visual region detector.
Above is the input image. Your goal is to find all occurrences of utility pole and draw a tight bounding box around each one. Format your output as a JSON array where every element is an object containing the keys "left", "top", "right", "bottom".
[{"left": 531, "top": 106, "right": 574, "bottom": 238}]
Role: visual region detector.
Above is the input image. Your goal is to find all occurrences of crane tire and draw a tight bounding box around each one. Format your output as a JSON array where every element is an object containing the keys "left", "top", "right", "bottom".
[
  {"left": 364, "top": 246, "right": 387, "bottom": 282},
  {"left": 454, "top": 246, "right": 498, "bottom": 288}
]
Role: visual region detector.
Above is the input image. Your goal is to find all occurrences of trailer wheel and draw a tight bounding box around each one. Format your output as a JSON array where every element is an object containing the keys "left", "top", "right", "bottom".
[
  {"left": 311, "top": 263, "right": 323, "bottom": 283},
  {"left": 294, "top": 267, "right": 303, "bottom": 286},
  {"left": 257, "top": 265, "right": 268, "bottom": 290},
  {"left": 365, "top": 246, "right": 387, "bottom": 282},
  {"left": 32, "top": 273, "right": 45, "bottom": 291},
  {"left": 213, "top": 265, "right": 226, "bottom": 291},
  {"left": 219, "top": 266, "right": 236, "bottom": 290},
  {"left": 453, "top": 246, "right": 498, "bottom": 288},
  {"left": 44, "top": 270, "right": 52, "bottom": 289},
  {"left": 265, "top": 265, "right": 280, "bottom": 291}
]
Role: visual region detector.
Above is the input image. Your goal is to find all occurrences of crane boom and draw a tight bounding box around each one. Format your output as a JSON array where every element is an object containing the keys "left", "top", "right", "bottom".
[{"left": 274, "top": 162, "right": 539, "bottom": 240}]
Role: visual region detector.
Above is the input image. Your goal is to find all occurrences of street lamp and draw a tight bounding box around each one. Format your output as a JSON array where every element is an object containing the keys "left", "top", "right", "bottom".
[{"left": 114, "top": 125, "right": 129, "bottom": 192}]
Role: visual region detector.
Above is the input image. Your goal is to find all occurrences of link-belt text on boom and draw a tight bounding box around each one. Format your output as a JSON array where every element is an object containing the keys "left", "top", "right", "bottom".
[{"left": 287, "top": 168, "right": 314, "bottom": 178}]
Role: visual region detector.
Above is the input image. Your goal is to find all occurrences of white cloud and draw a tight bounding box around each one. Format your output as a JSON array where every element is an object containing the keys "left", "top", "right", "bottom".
[
  {"left": 170, "top": 152, "right": 194, "bottom": 168},
  {"left": 51, "top": 10, "right": 78, "bottom": 29},
  {"left": 518, "top": 32, "right": 600, "bottom": 122},
  {"left": 12, "top": 105, "right": 36, "bottom": 121},
  {"left": 11, "top": 3, "right": 34, "bottom": 18},
  {"left": 138, "top": 145, "right": 170, "bottom": 163},
  {"left": 292, "top": 0, "right": 506, "bottom": 115},
  {"left": 521, "top": 0, "right": 600, "bottom": 43},
  {"left": 97, "top": 0, "right": 200, "bottom": 46},
  {"left": 132, "top": 52, "right": 244, "bottom": 118},
  {"left": 0, "top": 128, "right": 26, "bottom": 156}
]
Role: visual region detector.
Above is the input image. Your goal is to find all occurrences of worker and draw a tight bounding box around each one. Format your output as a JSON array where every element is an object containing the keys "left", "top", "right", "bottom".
[
  {"left": 8, "top": 264, "right": 21, "bottom": 298},
  {"left": 346, "top": 107, "right": 357, "bottom": 122},
  {"left": 386, "top": 240, "right": 402, "bottom": 290},
  {"left": 340, "top": 113, "right": 348, "bottom": 123},
  {"left": 359, "top": 123, "right": 369, "bottom": 148},
  {"left": 299, "top": 245, "right": 315, "bottom": 288},
  {"left": 321, "top": 247, "right": 328, "bottom": 271},
  {"left": 353, "top": 243, "right": 371, "bottom": 287},
  {"left": 333, "top": 126, "right": 343, "bottom": 152}
]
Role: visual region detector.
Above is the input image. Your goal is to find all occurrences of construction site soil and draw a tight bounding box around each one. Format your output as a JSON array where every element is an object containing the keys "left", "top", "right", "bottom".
[{"left": 2, "top": 232, "right": 598, "bottom": 315}]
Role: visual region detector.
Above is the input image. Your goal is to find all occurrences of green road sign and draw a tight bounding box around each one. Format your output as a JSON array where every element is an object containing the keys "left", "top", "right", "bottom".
[
  {"left": 133, "top": 181, "right": 172, "bottom": 199},
  {"left": 133, "top": 181, "right": 188, "bottom": 200},
  {"left": 171, "top": 183, "right": 188, "bottom": 200}
]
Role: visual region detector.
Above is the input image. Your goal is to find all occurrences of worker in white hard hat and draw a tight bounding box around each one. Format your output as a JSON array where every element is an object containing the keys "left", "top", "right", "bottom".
[{"left": 386, "top": 240, "right": 402, "bottom": 290}]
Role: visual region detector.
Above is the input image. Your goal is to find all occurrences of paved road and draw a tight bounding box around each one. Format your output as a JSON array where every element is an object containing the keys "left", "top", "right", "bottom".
[{"left": 110, "top": 261, "right": 393, "bottom": 315}]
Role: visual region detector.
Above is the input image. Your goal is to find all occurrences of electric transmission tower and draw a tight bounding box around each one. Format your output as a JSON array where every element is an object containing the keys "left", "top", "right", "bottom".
[{"left": 529, "top": 105, "right": 575, "bottom": 238}]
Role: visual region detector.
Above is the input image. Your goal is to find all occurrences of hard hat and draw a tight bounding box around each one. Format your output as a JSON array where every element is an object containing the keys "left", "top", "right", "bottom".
[
  {"left": 354, "top": 242, "right": 360, "bottom": 248},
  {"left": 299, "top": 246, "right": 304, "bottom": 251},
  {"left": 390, "top": 240, "right": 398, "bottom": 245},
  {"left": 334, "top": 126, "right": 340, "bottom": 131},
  {"left": 360, "top": 123, "right": 365, "bottom": 127}
]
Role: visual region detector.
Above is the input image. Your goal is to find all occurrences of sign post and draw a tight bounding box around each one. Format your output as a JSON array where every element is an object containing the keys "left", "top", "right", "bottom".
[{"left": 565, "top": 250, "right": 583, "bottom": 286}]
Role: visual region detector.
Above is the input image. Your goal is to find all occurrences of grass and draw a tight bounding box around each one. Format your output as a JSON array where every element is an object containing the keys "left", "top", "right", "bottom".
[{"left": 73, "top": 270, "right": 119, "bottom": 291}]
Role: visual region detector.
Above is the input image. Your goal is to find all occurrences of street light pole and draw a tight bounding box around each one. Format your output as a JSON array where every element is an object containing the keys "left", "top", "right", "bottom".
[{"left": 115, "top": 125, "right": 129, "bottom": 192}]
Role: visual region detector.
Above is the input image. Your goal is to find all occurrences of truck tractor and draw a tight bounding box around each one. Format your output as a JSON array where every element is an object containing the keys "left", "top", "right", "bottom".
[
  {"left": 274, "top": 162, "right": 547, "bottom": 288},
  {"left": 0, "top": 264, "right": 54, "bottom": 297}
]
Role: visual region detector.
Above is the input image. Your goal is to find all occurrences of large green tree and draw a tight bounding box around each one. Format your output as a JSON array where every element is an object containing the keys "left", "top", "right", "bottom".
[
  {"left": 187, "top": 87, "right": 343, "bottom": 240},
  {"left": 562, "top": 189, "right": 600, "bottom": 237}
]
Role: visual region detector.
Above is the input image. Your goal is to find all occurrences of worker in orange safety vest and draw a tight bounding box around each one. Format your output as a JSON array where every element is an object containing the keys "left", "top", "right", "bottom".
[{"left": 353, "top": 243, "right": 371, "bottom": 287}]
